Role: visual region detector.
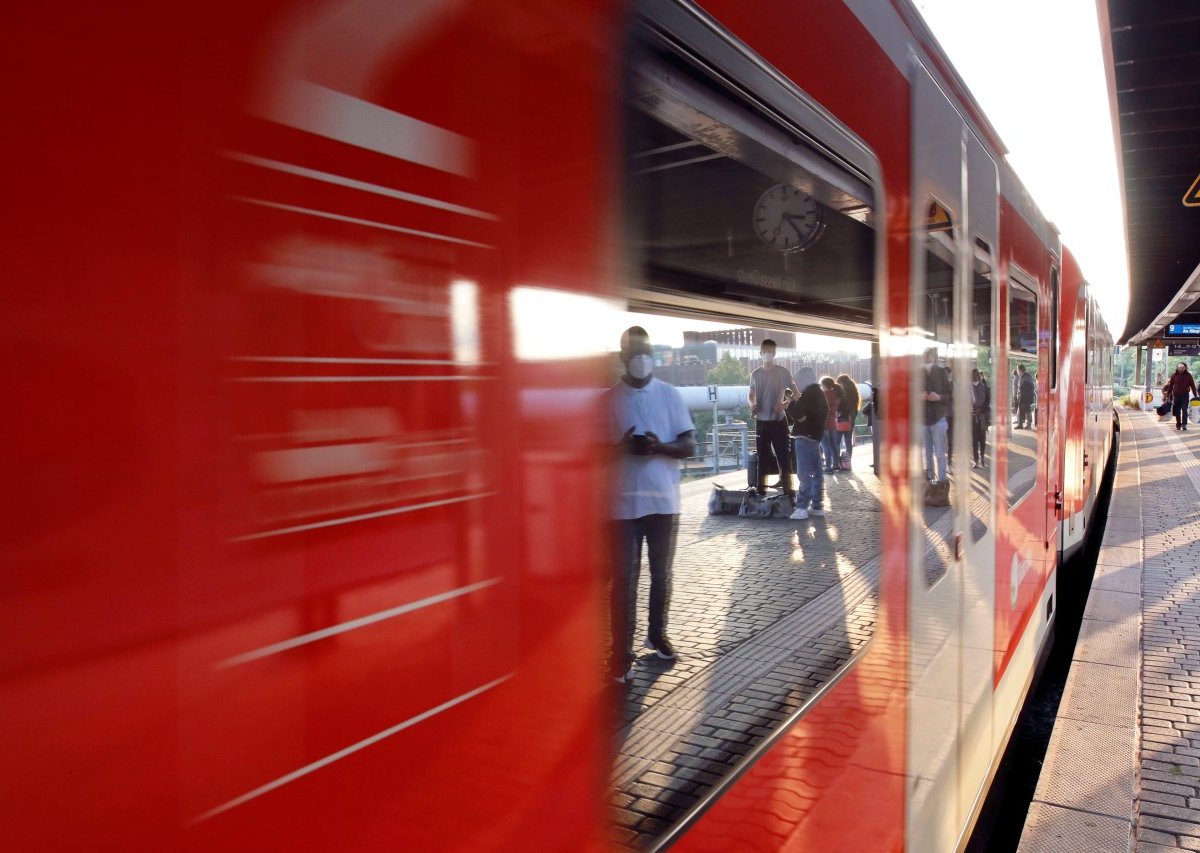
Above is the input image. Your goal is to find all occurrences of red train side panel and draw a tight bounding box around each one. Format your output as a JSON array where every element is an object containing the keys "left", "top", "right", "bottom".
[{"left": 4, "top": 1, "right": 617, "bottom": 849}]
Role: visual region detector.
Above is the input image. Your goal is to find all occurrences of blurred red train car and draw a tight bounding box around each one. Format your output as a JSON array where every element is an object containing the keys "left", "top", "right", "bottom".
[{"left": 3, "top": 0, "right": 1113, "bottom": 850}]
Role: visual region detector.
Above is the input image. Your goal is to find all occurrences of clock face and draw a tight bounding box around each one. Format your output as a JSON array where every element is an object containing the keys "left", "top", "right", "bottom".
[{"left": 753, "top": 184, "right": 824, "bottom": 253}]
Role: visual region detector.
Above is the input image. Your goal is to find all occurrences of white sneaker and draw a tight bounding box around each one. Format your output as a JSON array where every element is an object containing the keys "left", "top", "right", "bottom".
[
  {"left": 789, "top": 507, "right": 809, "bottom": 520},
  {"left": 808, "top": 508, "right": 826, "bottom": 516}
]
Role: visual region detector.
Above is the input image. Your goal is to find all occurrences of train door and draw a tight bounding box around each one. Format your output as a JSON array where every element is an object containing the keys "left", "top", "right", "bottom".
[
  {"left": 907, "top": 58, "right": 967, "bottom": 853},
  {"left": 957, "top": 131, "right": 998, "bottom": 827}
]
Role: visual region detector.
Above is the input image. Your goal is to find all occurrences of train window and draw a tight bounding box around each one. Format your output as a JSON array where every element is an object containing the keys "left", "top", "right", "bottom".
[
  {"left": 623, "top": 50, "right": 876, "bottom": 331},
  {"left": 969, "top": 239, "right": 994, "bottom": 543},
  {"left": 609, "top": 37, "right": 881, "bottom": 847},
  {"left": 1085, "top": 299, "right": 1093, "bottom": 383},
  {"left": 920, "top": 199, "right": 956, "bottom": 587},
  {"left": 1006, "top": 278, "right": 1038, "bottom": 507},
  {"left": 1050, "top": 265, "right": 1059, "bottom": 388}
]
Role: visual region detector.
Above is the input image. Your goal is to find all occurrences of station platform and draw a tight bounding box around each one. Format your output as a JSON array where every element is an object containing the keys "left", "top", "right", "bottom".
[
  {"left": 606, "top": 448, "right": 882, "bottom": 848},
  {"left": 1019, "top": 409, "right": 1200, "bottom": 852}
]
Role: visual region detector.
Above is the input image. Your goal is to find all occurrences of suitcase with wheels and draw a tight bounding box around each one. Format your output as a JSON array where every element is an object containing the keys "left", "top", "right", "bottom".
[{"left": 747, "top": 451, "right": 778, "bottom": 488}]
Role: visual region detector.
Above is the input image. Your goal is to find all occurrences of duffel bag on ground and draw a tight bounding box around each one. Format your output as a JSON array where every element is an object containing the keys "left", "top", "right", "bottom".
[
  {"left": 708, "top": 484, "right": 747, "bottom": 515},
  {"left": 739, "top": 490, "right": 792, "bottom": 519}
]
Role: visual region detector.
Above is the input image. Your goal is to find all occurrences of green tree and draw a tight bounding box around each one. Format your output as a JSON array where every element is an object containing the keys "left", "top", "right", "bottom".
[{"left": 706, "top": 352, "right": 749, "bottom": 385}]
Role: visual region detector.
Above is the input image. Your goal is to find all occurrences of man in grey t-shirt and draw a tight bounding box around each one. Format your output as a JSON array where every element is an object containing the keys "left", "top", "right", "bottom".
[{"left": 749, "top": 339, "right": 799, "bottom": 499}]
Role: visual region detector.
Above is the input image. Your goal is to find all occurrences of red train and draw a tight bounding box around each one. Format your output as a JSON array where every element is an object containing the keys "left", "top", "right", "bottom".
[{"left": 3, "top": 0, "right": 1113, "bottom": 850}]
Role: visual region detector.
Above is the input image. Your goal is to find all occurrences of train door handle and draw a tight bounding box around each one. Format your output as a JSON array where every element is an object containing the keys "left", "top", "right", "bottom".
[
  {"left": 1054, "top": 488, "right": 1063, "bottom": 514},
  {"left": 1083, "top": 452, "right": 1090, "bottom": 469},
  {"left": 954, "top": 531, "right": 963, "bottom": 562}
]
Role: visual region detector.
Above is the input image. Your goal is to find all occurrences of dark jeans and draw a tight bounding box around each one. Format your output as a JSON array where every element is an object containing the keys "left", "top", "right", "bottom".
[
  {"left": 972, "top": 412, "right": 987, "bottom": 463},
  {"left": 610, "top": 514, "right": 677, "bottom": 672},
  {"left": 756, "top": 419, "right": 793, "bottom": 494},
  {"left": 1174, "top": 393, "right": 1191, "bottom": 428},
  {"left": 838, "top": 427, "right": 854, "bottom": 460},
  {"left": 1016, "top": 402, "right": 1032, "bottom": 429}
]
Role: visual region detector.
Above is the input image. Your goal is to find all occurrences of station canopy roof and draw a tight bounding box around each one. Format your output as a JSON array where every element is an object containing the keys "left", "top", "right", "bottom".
[{"left": 1101, "top": 0, "right": 1200, "bottom": 345}]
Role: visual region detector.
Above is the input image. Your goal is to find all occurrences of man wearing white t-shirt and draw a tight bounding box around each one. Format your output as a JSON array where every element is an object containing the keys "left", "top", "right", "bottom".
[{"left": 606, "top": 327, "right": 695, "bottom": 684}]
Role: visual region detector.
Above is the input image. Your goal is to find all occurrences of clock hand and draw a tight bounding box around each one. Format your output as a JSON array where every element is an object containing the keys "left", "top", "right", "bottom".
[{"left": 782, "top": 215, "right": 807, "bottom": 236}]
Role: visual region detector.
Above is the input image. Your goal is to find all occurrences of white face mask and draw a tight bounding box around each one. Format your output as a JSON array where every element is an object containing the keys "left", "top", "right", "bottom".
[
  {"left": 760, "top": 352, "right": 774, "bottom": 364},
  {"left": 628, "top": 354, "right": 654, "bottom": 380}
]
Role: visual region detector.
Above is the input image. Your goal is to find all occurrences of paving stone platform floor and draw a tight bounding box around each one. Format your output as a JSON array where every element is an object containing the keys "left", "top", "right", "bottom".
[{"left": 1018, "top": 410, "right": 1200, "bottom": 852}]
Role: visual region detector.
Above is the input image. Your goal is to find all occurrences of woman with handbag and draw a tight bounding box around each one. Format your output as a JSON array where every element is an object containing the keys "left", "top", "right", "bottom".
[
  {"left": 820, "top": 376, "right": 844, "bottom": 473},
  {"left": 835, "top": 374, "right": 861, "bottom": 470}
]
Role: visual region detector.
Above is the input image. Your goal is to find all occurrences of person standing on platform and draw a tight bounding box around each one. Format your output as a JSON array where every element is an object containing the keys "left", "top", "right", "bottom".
[
  {"left": 835, "top": 373, "right": 861, "bottom": 468},
  {"left": 924, "top": 348, "right": 951, "bottom": 483},
  {"left": 749, "top": 339, "right": 799, "bottom": 500},
  {"left": 606, "top": 327, "right": 695, "bottom": 684},
  {"left": 970, "top": 368, "right": 990, "bottom": 468},
  {"left": 820, "top": 376, "right": 844, "bottom": 473},
  {"left": 787, "top": 366, "right": 829, "bottom": 520},
  {"left": 1015, "top": 364, "right": 1035, "bottom": 429},
  {"left": 1167, "top": 361, "right": 1198, "bottom": 431}
]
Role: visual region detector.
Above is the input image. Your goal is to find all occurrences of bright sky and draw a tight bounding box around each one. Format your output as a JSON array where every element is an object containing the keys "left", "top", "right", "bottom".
[{"left": 915, "top": 0, "right": 1130, "bottom": 335}]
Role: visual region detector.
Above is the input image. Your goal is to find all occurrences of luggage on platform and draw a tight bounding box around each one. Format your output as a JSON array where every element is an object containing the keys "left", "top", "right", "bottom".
[
  {"left": 739, "top": 489, "right": 792, "bottom": 519},
  {"left": 708, "top": 484, "right": 746, "bottom": 515}
]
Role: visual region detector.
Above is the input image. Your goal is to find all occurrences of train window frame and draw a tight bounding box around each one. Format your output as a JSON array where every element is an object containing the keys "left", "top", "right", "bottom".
[
  {"left": 616, "top": 11, "right": 891, "bottom": 846},
  {"left": 1006, "top": 269, "right": 1039, "bottom": 510},
  {"left": 624, "top": 9, "right": 886, "bottom": 340},
  {"left": 1049, "top": 264, "right": 1059, "bottom": 389},
  {"left": 623, "top": 50, "right": 878, "bottom": 334},
  {"left": 1085, "top": 298, "right": 1093, "bottom": 384}
]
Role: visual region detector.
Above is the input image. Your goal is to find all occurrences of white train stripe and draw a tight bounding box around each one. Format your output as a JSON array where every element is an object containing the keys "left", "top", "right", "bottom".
[
  {"left": 230, "top": 492, "right": 493, "bottom": 542},
  {"left": 191, "top": 674, "right": 512, "bottom": 824},
  {"left": 230, "top": 356, "right": 491, "bottom": 366},
  {"left": 230, "top": 375, "right": 487, "bottom": 383},
  {"left": 262, "top": 81, "right": 474, "bottom": 177},
  {"left": 223, "top": 151, "right": 498, "bottom": 220},
  {"left": 218, "top": 578, "right": 502, "bottom": 669},
  {"left": 230, "top": 196, "right": 494, "bottom": 249}
]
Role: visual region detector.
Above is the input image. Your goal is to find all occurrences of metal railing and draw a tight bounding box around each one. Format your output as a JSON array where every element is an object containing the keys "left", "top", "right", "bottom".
[{"left": 681, "top": 429, "right": 751, "bottom": 479}]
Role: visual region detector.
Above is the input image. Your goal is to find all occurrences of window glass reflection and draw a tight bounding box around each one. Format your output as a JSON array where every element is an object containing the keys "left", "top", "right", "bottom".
[
  {"left": 920, "top": 200, "right": 955, "bottom": 587},
  {"left": 610, "top": 38, "right": 881, "bottom": 844},
  {"left": 1007, "top": 280, "right": 1038, "bottom": 506},
  {"left": 968, "top": 241, "right": 994, "bottom": 543}
]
